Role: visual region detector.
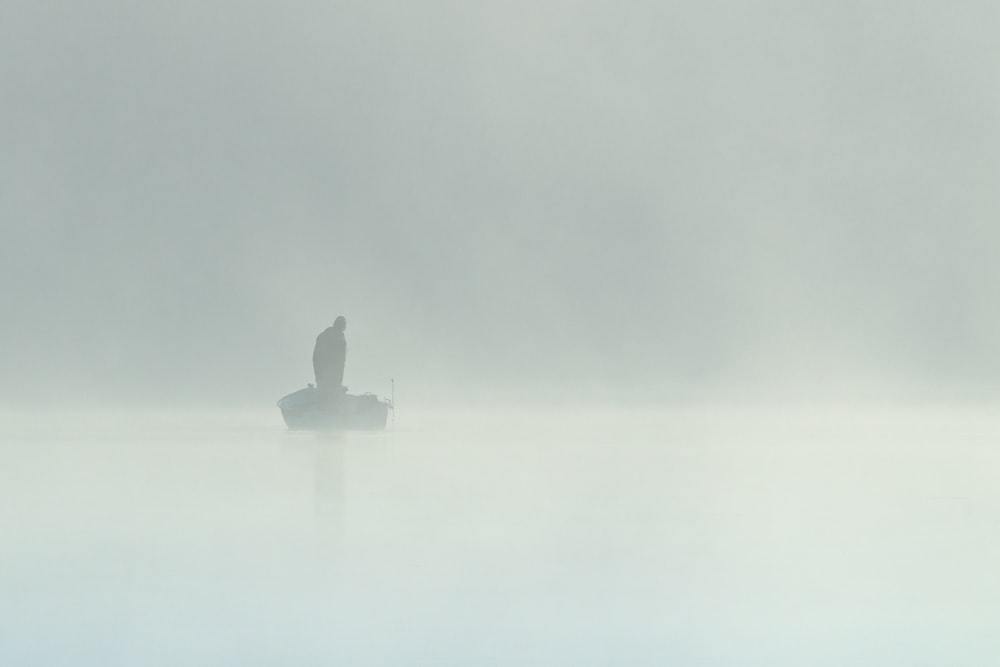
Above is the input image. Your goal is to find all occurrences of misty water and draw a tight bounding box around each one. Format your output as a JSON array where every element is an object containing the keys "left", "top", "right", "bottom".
[
  {"left": 6, "top": 0, "right": 1000, "bottom": 662},
  {"left": 3, "top": 406, "right": 999, "bottom": 665}
]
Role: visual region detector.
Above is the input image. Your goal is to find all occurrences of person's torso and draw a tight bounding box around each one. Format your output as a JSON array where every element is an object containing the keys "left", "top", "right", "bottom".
[{"left": 317, "top": 328, "right": 346, "bottom": 359}]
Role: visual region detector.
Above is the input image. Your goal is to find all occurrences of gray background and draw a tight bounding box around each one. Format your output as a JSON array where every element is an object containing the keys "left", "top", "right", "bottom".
[{"left": 3, "top": 0, "right": 998, "bottom": 406}]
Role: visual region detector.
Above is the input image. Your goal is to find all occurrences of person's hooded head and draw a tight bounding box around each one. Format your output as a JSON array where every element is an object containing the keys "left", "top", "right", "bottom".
[{"left": 333, "top": 316, "right": 347, "bottom": 333}]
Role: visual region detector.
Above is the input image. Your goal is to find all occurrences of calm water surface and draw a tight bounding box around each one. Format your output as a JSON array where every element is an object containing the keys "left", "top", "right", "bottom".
[{"left": 2, "top": 407, "right": 999, "bottom": 665}]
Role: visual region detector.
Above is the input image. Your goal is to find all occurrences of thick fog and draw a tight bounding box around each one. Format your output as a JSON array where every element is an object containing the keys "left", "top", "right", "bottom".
[{"left": 3, "top": 0, "right": 1000, "bottom": 407}]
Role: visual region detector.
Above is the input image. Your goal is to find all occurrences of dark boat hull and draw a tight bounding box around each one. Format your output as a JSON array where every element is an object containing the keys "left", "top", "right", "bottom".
[{"left": 278, "top": 387, "right": 390, "bottom": 430}]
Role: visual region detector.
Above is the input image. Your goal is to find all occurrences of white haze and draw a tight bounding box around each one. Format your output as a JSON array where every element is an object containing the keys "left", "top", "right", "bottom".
[
  {"left": 3, "top": 4, "right": 1000, "bottom": 663},
  {"left": 3, "top": 0, "right": 1000, "bottom": 407},
  {"left": 4, "top": 407, "right": 1000, "bottom": 665}
]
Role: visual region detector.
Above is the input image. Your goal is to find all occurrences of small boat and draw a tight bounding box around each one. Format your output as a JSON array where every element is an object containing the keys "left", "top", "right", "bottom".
[{"left": 277, "top": 386, "right": 391, "bottom": 430}]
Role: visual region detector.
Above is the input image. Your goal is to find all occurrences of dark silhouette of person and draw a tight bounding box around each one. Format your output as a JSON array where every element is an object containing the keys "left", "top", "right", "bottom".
[{"left": 313, "top": 316, "right": 347, "bottom": 399}]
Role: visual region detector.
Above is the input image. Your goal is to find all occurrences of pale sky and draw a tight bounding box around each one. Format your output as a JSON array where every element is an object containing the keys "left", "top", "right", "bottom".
[{"left": 3, "top": 0, "right": 999, "bottom": 406}]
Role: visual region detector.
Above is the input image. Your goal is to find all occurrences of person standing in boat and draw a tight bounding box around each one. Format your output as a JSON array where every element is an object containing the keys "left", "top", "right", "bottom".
[{"left": 313, "top": 316, "right": 347, "bottom": 403}]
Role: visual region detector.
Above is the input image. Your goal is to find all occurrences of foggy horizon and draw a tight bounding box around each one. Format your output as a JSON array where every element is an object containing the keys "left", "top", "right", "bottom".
[
  {"left": 4, "top": 0, "right": 1000, "bottom": 408},
  {"left": 6, "top": 4, "right": 1000, "bottom": 664}
]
